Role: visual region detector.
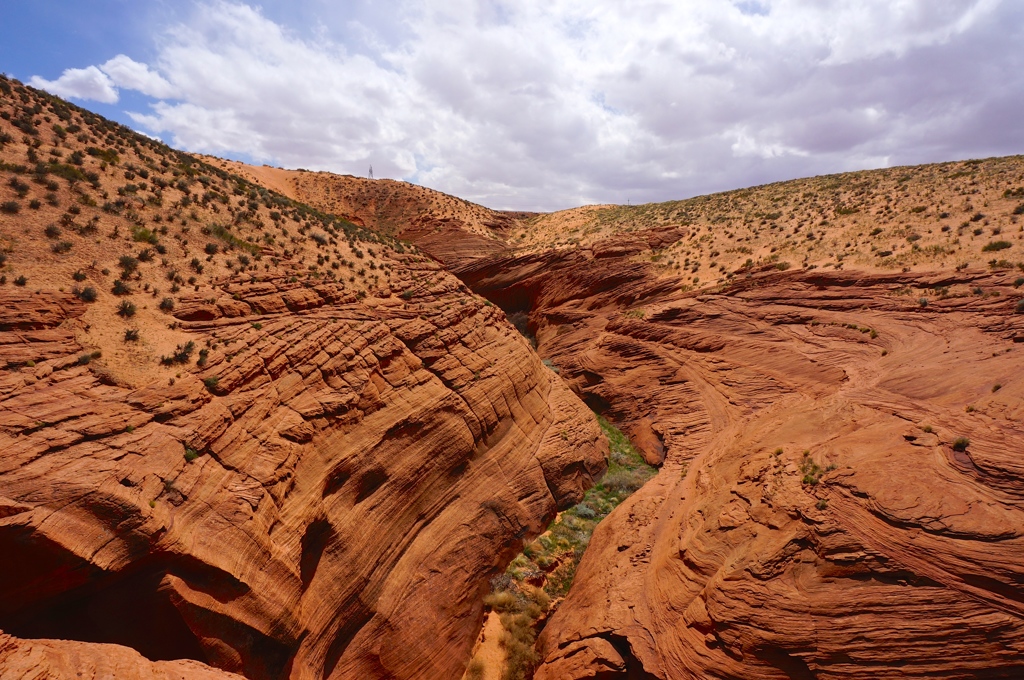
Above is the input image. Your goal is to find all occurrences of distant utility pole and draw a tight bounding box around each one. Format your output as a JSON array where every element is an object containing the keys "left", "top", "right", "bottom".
[{"left": 368, "top": 165, "right": 374, "bottom": 179}]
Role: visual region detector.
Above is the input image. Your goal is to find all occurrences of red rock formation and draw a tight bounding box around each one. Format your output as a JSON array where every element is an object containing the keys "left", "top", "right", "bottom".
[
  {"left": 0, "top": 631, "right": 241, "bottom": 680},
  {"left": 456, "top": 239, "right": 1024, "bottom": 677},
  {"left": 0, "top": 259, "right": 606, "bottom": 679}
]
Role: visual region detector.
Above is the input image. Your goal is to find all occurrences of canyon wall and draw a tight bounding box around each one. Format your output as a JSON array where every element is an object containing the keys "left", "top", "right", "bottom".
[
  {"left": 0, "top": 256, "right": 606, "bottom": 680},
  {"left": 458, "top": 241, "right": 1024, "bottom": 678}
]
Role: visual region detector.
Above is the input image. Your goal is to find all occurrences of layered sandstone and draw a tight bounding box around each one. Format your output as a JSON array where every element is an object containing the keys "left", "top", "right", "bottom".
[
  {"left": 458, "top": 238, "right": 1024, "bottom": 678},
  {"left": 0, "top": 265, "right": 606, "bottom": 679},
  {"left": 0, "top": 77, "right": 606, "bottom": 679}
]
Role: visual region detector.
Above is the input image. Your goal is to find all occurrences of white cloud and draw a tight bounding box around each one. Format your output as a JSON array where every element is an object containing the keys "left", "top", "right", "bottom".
[
  {"left": 28, "top": 0, "right": 1024, "bottom": 210},
  {"left": 100, "top": 55, "right": 177, "bottom": 99},
  {"left": 29, "top": 66, "right": 119, "bottom": 104}
]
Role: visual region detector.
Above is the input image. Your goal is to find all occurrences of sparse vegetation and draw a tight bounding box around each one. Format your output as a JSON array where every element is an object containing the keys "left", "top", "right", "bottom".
[
  {"left": 982, "top": 240, "right": 1012, "bottom": 252},
  {"left": 74, "top": 286, "right": 97, "bottom": 302},
  {"left": 484, "top": 415, "right": 656, "bottom": 680},
  {"left": 161, "top": 341, "right": 195, "bottom": 365},
  {"left": 117, "top": 300, "right": 137, "bottom": 318}
]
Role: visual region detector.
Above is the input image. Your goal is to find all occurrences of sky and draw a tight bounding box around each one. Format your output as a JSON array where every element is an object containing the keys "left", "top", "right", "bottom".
[{"left": 2, "top": 0, "right": 1023, "bottom": 211}]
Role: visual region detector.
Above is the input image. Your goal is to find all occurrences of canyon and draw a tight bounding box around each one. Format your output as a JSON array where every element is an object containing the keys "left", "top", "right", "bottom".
[{"left": 2, "top": 75, "right": 1024, "bottom": 679}]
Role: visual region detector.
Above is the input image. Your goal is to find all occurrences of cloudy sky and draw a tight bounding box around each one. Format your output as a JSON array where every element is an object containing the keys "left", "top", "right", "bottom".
[{"left": 2, "top": 1, "right": 1023, "bottom": 210}]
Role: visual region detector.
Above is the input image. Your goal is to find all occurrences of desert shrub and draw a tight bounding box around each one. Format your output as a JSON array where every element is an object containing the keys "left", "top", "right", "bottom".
[
  {"left": 1016, "top": 299, "right": 1024, "bottom": 314},
  {"left": 112, "top": 279, "right": 132, "bottom": 295},
  {"left": 1, "top": 200, "right": 20, "bottom": 214},
  {"left": 982, "top": 240, "right": 1012, "bottom": 252},
  {"left": 51, "top": 241, "right": 72, "bottom": 254},
  {"left": 118, "top": 255, "right": 139, "bottom": 276},
  {"left": 131, "top": 226, "right": 158, "bottom": 244},
  {"left": 952, "top": 437, "right": 970, "bottom": 452},
  {"left": 204, "top": 242, "right": 218, "bottom": 255},
  {"left": 573, "top": 502, "right": 596, "bottom": 519},
  {"left": 74, "top": 286, "right": 98, "bottom": 302},
  {"left": 203, "top": 375, "right": 220, "bottom": 391},
  {"left": 72, "top": 270, "right": 87, "bottom": 282},
  {"left": 117, "top": 300, "right": 136, "bottom": 317},
  {"left": 124, "top": 328, "right": 139, "bottom": 341},
  {"left": 159, "top": 297, "right": 175, "bottom": 311},
  {"left": 465, "top": 659, "right": 485, "bottom": 680},
  {"left": 500, "top": 613, "right": 540, "bottom": 680},
  {"left": 28, "top": 199, "right": 41, "bottom": 209},
  {"left": 14, "top": 275, "right": 27, "bottom": 286},
  {"left": 161, "top": 341, "right": 195, "bottom": 365},
  {"left": 137, "top": 248, "right": 154, "bottom": 262},
  {"left": 600, "top": 468, "right": 649, "bottom": 494}
]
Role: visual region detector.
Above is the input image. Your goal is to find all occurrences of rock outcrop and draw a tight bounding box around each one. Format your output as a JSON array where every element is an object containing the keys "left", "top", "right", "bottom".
[
  {"left": 457, "top": 239, "right": 1024, "bottom": 678},
  {"left": 0, "top": 259, "right": 606, "bottom": 679}
]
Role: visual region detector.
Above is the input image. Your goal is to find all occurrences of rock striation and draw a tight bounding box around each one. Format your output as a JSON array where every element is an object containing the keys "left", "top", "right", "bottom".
[
  {"left": 456, "top": 239, "right": 1024, "bottom": 678},
  {"left": 0, "top": 261, "right": 606, "bottom": 679}
]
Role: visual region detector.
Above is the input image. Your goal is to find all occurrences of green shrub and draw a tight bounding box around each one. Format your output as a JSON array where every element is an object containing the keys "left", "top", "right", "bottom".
[
  {"left": 982, "top": 241, "right": 1012, "bottom": 252},
  {"left": 74, "top": 286, "right": 98, "bottom": 302},
  {"left": 161, "top": 340, "right": 195, "bottom": 365},
  {"left": 131, "top": 226, "right": 158, "bottom": 244},
  {"left": 118, "top": 255, "right": 139, "bottom": 275},
  {"left": 51, "top": 241, "right": 72, "bottom": 254},
  {"left": 159, "top": 297, "right": 174, "bottom": 311},
  {"left": 44, "top": 224, "right": 61, "bottom": 239},
  {"left": 1, "top": 200, "right": 20, "bottom": 214},
  {"left": 14, "top": 275, "right": 27, "bottom": 286},
  {"left": 203, "top": 375, "right": 220, "bottom": 391},
  {"left": 112, "top": 279, "right": 132, "bottom": 295},
  {"left": 124, "top": 328, "right": 139, "bottom": 341},
  {"left": 117, "top": 300, "right": 136, "bottom": 317},
  {"left": 73, "top": 270, "right": 87, "bottom": 282},
  {"left": 952, "top": 437, "right": 970, "bottom": 452}
]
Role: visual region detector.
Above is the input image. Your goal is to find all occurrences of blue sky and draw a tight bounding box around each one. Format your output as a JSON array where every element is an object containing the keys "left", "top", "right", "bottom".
[{"left": 3, "top": 1, "right": 1023, "bottom": 211}]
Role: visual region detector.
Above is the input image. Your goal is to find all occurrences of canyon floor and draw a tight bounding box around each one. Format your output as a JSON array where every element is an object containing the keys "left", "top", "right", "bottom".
[{"left": 2, "top": 75, "right": 1024, "bottom": 679}]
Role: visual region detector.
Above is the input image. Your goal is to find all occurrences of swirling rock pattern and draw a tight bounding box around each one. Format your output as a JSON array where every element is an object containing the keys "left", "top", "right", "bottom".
[
  {"left": 0, "top": 260, "right": 606, "bottom": 680},
  {"left": 458, "top": 242, "right": 1024, "bottom": 678}
]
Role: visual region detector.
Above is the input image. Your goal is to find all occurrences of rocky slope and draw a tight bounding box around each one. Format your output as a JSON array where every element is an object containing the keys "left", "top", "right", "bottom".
[
  {"left": 5, "top": 68, "right": 1024, "bottom": 679},
  {"left": 259, "top": 154, "right": 1024, "bottom": 677},
  {"left": 0, "top": 76, "right": 606, "bottom": 679},
  {"left": 453, "top": 237, "right": 1024, "bottom": 678},
  {"left": 197, "top": 157, "right": 528, "bottom": 270}
]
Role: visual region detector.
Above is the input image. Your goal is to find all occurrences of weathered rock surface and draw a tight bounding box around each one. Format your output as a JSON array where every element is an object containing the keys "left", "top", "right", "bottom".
[
  {"left": 0, "top": 258, "right": 606, "bottom": 679},
  {"left": 455, "top": 240, "right": 1024, "bottom": 678},
  {"left": 0, "top": 631, "right": 241, "bottom": 679}
]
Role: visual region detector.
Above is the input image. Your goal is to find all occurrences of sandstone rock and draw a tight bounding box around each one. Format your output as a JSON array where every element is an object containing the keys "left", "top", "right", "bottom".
[{"left": 0, "top": 263, "right": 606, "bottom": 680}]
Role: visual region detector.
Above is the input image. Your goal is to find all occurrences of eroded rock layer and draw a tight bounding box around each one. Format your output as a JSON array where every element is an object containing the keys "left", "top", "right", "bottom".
[
  {"left": 457, "top": 241, "right": 1024, "bottom": 678},
  {"left": 0, "top": 260, "right": 606, "bottom": 679}
]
